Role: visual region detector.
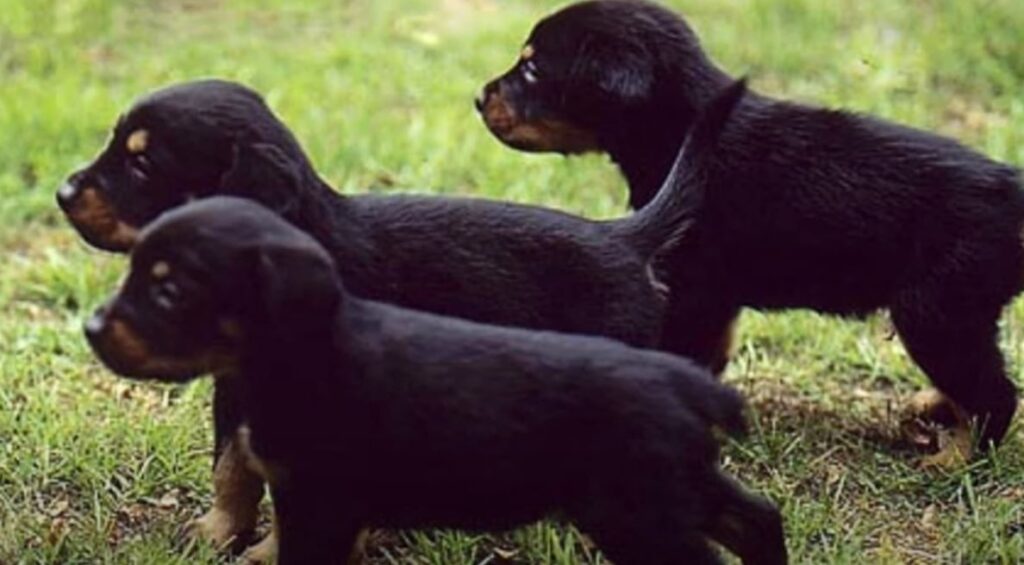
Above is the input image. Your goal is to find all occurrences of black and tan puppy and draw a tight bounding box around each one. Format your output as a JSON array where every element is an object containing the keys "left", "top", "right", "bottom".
[
  {"left": 478, "top": 0, "right": 1023, "bottom": 451},
  {"left": 85, "top": 196, "right": 787, "bottom": 565},
  {"left": 57, "top": 77, "right": 744, "bottom": 550}
]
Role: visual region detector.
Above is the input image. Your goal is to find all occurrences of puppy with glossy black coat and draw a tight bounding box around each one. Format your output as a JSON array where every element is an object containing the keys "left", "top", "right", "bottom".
[
  {"left": 478, "top": 0, "right": 1023, "bottom": 449},
  {"left": 85, "top": 196, "right": 787, "bottom": 565},
  {"left": 57, "top": 77, "right": 744, "bottom": 550}
]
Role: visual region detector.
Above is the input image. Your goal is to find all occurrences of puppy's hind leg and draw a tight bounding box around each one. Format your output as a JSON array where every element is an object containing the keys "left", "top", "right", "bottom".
[
  {"left": 660, "top": 291, "right": 740, "bottom": 376},
  {"left": 700, "top": 472, "right": 787, "bottom": 565},
  {"left": 574, "top": 496, "right": 722, "bottom": 565},
  {"left": 892, "top": 298, "right": 1019, "bottom": 452}
]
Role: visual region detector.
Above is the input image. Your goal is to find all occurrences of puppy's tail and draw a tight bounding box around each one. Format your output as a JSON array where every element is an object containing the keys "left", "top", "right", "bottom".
[
  {"left": 673, "top": 361, "right": 748, "bottom": 437},
  {"left": 617, "top": 78, "right": 748, "bottom": 256}
]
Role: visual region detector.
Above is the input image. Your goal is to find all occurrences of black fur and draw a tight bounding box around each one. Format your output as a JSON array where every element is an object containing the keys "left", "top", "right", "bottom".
[
  {"left": 57, "top": 77, "right": 743, "bottom": 545},
  {"left": 56, "top": 77, "right": 745, "bottom": 344},
  {"left": 85, "top": 197, "right": 787, "bottom": 565},
  {"left": 478, "top": 0, "right": 1023, "bottom": 447}
]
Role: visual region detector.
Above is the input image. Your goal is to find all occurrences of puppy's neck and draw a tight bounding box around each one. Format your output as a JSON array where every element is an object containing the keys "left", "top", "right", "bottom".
[
  {"left": 607, "top": 64, "right": 732, "bottom": 209},
  {"left": 241, "top": 299, "right": 346, "bottom": 384},
  {"left": 278, "top": 175, "right": 384, "bottom": 290},
  {"left": 239, "top": 300, "right": 359, "bottom": 450}
]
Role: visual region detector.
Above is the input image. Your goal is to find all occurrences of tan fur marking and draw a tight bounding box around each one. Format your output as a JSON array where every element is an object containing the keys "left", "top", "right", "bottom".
[
  {"left": 66, "top": 187, "right": 139, "bottom": 249},
  {"left": 107, "top": 318, "right": 151, "bottom": 367},
  {"left": 520, "top": 43, "right": 535, "bottom": 60},
  {"left": 103, "top": 317, "right": 237, "bottom": 377},
  {"left": 481, "top": 90, "right": 516, "bottom": 132},
  {"left": 236, "top": 427, "right": 370, "bottom": 564},
  {"left": 126, "top": 129, "right": 149, "bottom": 153},
  {"left": 151, "top": 260, "right": 170, "bottom": 279},
  {"left": 919, "top": 424, "right": 974, "bottom": 470},
  {"left": 188, "top": 436, "right": 265, "bottom": 551},
  {"left": 147, "top": 352, "right": 236, "bottom": 378},
  {"left": 240, "top": 528, "right": 278, "bottom": 564},
  {"left": 238, "top": 425, "right": 287, "bottom": 486},
  {"left": 348, "top": 529, "right": 371, "bottom": 565},
  {"left": 908, "top": 388, "right": 951, "bottom": 419},
  {"left": 903, "top": 390, "right": 978, "bottom": 469},
  {"left": 481, "top": 84, "right": 598, "bottom": 154},
  {"left": 503, "top": 119, "right": 600, "bottom": 153}
]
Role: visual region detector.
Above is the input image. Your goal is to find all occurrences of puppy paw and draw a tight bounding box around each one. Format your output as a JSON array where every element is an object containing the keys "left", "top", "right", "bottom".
[
  {"left": 238, "top": 532, "right": 278, "bottom": 564},
  {"left": 182, "top": 506, "right": 255, "bottom": 554},
  {"left": 918, "top": 425, "right": 974, "bottom": 470},
  {"left": 906, "top": 388, "right": 959, "bottom": 427}
]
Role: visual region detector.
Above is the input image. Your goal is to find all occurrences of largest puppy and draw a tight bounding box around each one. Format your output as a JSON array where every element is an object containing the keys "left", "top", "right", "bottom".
[
  {"left": 479, "top": 0, "right": 1023, "bottom": 449},
  {"left": 57, "top": 78, "right": 744, "bottom": 550}
]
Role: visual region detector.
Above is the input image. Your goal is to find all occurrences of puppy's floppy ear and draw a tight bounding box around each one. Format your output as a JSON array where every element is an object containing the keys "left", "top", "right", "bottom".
[
  {"left": 248, "top": 242, "right": 342, "bottom": 333},
  {"left": 575, "top": 39, "right": 654, "bottom": 103},
  {"left": 219, "top": 143, "right": 303, "bottom": 216}
]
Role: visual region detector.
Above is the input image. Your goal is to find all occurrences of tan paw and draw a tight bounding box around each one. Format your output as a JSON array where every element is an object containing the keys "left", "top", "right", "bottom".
[
  {"left": 906, "top": 388, "right": 959, "bottom": 426},
  {"left": 919, "top": 425, "right": 974, "bottom": 470},
  {"left": 186, "top": 506, "right": 255, "bottom": 552},
  {"left": 239, "top": 532, "right": 278, "bottom": 564}
]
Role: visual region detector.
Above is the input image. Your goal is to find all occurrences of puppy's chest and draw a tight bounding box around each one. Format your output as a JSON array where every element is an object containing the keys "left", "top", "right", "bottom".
[{"left": 238, "top": 416, "right": 366, "bottom": 486}]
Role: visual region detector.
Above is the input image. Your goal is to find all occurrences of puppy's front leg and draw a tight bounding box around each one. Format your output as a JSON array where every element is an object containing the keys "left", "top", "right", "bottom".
[
  {"left": 188, "top": 436, "right": 265, "bottom": 551},
  {"left": 271, "top": 485, "right": 362, "bottom": 565},
  {"left": 188, "top": 379, "right": 265, "bottom": 552}
]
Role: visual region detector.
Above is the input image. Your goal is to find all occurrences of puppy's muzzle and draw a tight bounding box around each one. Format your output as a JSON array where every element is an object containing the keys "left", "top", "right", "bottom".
[
  {"left": 476, "top": 82, "right": 518, "bottom": 136},
  {"left": 476, "top": 80, "right": 598, "bottom": 154},
  {"left": 57, "top": 171, "right": 139, "bottom": 252},
  {"left": 84, "top": 301, "right": 155, "bottom": 378}
]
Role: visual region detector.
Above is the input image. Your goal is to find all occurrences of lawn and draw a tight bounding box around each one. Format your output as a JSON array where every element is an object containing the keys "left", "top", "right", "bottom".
[{"left": 1, "top": 0, "right": 1023, "bottom": 562}]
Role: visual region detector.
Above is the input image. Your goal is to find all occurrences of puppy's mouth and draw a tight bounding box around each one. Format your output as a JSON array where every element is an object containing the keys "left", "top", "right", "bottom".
[
  {"left": 84, "top": 311, "right": 233, "bottom": 382},
  {"left": 478, "top": 88, "right": 598, "bottom": 154},
  {"left": 56, "top": 183, "right": 139, "bottom": 252}
]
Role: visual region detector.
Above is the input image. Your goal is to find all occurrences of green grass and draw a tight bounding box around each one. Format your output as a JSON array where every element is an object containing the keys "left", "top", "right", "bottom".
[{"left": 1, "top": 0, "right": 1023, "bottom": 562}]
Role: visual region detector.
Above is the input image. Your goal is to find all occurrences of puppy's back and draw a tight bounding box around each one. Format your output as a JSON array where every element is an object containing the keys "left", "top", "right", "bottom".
[{"left": 345, "top": 297, "right": 743, "bottom": 440}]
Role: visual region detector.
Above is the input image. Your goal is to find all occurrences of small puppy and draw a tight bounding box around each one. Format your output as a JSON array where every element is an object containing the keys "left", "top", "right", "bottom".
[
  {"left": 478, "top": 0, "right": 1023, "bottom": 449},
  {"left": 57, "top": 78, "right": 744, "bottom": 550},
  {"left": 85, "top": 196, "right": 787, "bottom": 565}
]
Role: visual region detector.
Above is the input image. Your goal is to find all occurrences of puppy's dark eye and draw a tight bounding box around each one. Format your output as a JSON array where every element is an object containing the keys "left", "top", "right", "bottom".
[
  {"left": 521, "top": 60, "right": 540, "bottom": 84},
  {"left": 150, "top": 280, "right": 181, "bottom": 311},
  {"left": 128, "top": 153, "right": 152, "bottom": 182}
]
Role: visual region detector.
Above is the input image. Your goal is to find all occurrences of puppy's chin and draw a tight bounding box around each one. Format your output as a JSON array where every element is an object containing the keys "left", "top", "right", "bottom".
[
  {"left": 61, "top": 187, "right": 139, "bottom": 252},
  {"left": 492, "top": 119, "right": 600, "bottom": 155},
  {"left": 86, "top": 318, "right": 232, "bottom": 383},
  {"left": 87, "top": 339, "right": 206, "bottom": 383},
  {"left": 104, "top": 357, "right": 205, "bottom": 383},
  {"left": 74, "top": 221, "right": 139, "bottom": 253},
  {"left": 97, "top": 349, "right": 237, "bottom": 383}
]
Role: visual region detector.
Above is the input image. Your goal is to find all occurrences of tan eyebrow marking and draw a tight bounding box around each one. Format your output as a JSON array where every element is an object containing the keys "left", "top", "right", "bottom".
[
  {"left": 126, "top": 129, "right": 149, "bottom": 154},
  {"left": 521, "top": 44, "right": 535, "bottom": 60},
  {"left": 151, "top": 260, "right": 170, "bottom": 279}
]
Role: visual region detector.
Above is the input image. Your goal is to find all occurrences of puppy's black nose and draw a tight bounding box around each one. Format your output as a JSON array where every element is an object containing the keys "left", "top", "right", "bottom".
[{"left": 56, "top": 181, "right": 79, "bottom": 210}]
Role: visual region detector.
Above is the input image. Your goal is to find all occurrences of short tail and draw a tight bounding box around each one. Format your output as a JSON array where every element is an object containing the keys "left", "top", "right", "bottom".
[
  {"left": 617, "top": 78, "right": 748, "bottom": 256},
  {"left": 673, "top": 360, "right": 748, "bottom": 437}
]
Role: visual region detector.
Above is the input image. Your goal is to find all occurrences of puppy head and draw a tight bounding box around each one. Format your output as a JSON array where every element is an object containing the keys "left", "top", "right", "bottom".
[
  {"left": 85, "top": 197, "right": 341, "bottom": 382},
  {"left": 57, "top": 80, "right": 312, "bottom": 252},
  {"left": 477, "top": 0, "right": 705, "bottom": 154}
]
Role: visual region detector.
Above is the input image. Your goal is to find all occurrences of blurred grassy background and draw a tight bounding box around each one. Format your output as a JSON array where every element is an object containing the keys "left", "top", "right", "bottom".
[{"left": 0, "top": 0, "right": 1022, "bottom": 562}]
